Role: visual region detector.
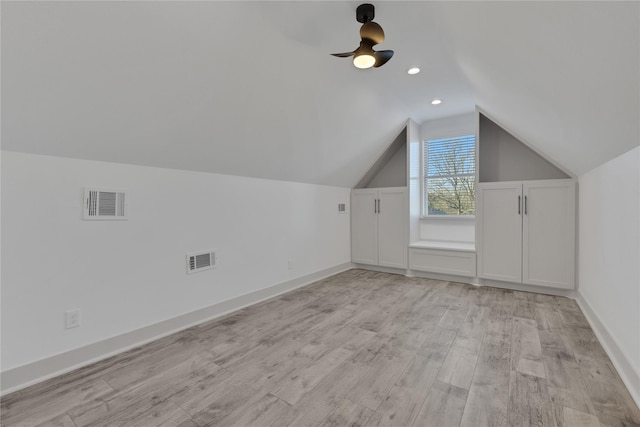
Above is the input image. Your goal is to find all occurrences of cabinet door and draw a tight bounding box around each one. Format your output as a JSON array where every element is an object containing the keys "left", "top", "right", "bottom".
[
  {"left": 523, "top": 180, "right": 575, "bottom": 289},
  {"left": 477, "top": 183, "right": 523, "bottom": 282},
  {"left": 377, "top": 188, "right": 408, "bottom": 268},
  {"left": 351, "top": 189, "right": 378, "bottom": 265}
]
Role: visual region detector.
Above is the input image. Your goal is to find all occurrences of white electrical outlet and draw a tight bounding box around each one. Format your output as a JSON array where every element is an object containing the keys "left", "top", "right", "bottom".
[
  {"left": 65, "top": 309, "right": 81, "bottom": 329},
  {"left": 288, "top": 259, "right": 293, "bottom": 270}
]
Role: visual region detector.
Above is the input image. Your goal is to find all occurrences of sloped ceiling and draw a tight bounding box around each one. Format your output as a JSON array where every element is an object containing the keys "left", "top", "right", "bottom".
[{"left": 2, "top": 1, "right": 638, "bottom": 187}]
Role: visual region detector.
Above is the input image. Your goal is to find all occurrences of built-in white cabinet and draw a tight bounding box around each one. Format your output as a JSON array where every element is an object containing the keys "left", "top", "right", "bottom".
[
  {"left": 351, "top": 187, "right": 407, "bottom": 268},
  {"left": 477, "top": 182, "right": 523, "bottom": 283},
  {"left": 477, "top": 179, "right": 575, "bottom": 289}
]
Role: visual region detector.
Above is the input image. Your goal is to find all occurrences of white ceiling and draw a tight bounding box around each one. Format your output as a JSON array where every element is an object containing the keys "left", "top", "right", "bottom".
[{"left": 2, "top": 1, "right": 638, "bottom": 187}]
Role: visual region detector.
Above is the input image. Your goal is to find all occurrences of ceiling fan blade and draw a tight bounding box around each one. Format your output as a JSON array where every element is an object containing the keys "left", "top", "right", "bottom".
[
  {"left": 360, "top": 21, "right": 385, "bottom": 45},
  {"left": 331, "top": 51, "right": 356, "bottom": 58},
  {"left": 373, "top": 50, "right": 394, "bottom": 67}
]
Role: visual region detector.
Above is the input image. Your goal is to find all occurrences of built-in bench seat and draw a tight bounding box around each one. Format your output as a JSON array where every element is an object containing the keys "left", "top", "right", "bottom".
[{"left": 409, "top": 241, "right": 477, "bottom": 277}]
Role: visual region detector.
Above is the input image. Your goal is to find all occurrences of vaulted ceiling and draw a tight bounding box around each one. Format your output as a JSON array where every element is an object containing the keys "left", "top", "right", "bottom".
[{"left": 2, "top": 1, "right": 638, "bottom": 187}]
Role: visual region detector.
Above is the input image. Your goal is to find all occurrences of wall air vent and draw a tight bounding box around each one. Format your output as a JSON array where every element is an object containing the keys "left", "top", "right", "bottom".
[
  {"left": 187, "top": 250, "right": 216, "bottom": 274},
  {"left": 84, "top": 188, "right": 127, "bottom": 220},
  {"left": 338, "top": 203, "right": 347, "bottom": 214}
]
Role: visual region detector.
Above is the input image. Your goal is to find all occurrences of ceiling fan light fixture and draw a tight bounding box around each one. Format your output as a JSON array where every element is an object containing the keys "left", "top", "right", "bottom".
[
  {"left": 353, "top": 53, "right": 376, "bottom": 69},
  {"left": 331, "top": 3, "right": 394, "bottom": 69}
]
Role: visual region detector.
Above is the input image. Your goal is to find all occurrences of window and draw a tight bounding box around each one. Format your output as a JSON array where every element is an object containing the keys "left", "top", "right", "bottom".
[{"left": 423, "top": 134, "right": 476, "bottom": 216}]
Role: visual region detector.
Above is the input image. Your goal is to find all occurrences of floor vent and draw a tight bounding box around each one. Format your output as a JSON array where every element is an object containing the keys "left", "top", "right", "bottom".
[
  {"left": 187, "top": 250, "right": 216, "bottom": 274},
  {"left": 84, "top": 188, "right": 127, "bottom": 220}
]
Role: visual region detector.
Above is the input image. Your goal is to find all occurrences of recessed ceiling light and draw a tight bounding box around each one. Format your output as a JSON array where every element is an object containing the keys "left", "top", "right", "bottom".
[
  {"left": 407, "top": 67, "right": 420, "bottom": 75},
  {"left": 431, "top": 99, "right": 442, "bottom": 105}
]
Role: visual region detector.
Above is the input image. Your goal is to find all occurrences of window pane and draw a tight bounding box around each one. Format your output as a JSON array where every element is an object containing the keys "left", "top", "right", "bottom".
[
  {"left": 427, "top": 177, "right": 475, "bottom": 215},
  {"left": 423, "top": 134, "right": 476, "bottom": 216},
  {"left": 426, "top": 135, "right": 475, "bottom": 178}
]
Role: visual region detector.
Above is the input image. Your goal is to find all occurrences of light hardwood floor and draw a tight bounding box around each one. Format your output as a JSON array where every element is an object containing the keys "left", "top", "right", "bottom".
[{"left": 2, "top": 269, "right": 639, "bottom": 426}]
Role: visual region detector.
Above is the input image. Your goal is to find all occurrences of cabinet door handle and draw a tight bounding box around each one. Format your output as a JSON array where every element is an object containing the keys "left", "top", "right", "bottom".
[
  {"left": 518, "top": 195, "right": 521, "bottom": 215},
  {"left": 378, "top": 199, "right": 381, "bottom": 214},
  {"left": 374, "top": 199, "right": 377, "bottom": 214},
  {"left": 524, "top": 195, "right": 528, "bottom": 215}
]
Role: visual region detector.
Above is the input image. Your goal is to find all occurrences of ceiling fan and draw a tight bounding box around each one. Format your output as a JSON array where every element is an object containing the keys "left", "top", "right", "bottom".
[{"left": 331, "top": 3, "right": 394, "bottom": 69}]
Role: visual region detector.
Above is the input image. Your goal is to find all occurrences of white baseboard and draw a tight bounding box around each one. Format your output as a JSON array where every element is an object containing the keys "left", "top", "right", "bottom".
[
  {"left": 351, "top": 263, "right": 408, "bottom": 276},
  {"left": 0, "top": 262, "right": 352, "bottom": 396},
  {"left": 407, "top": 269, "right": 480, "bottom": 285},
  {"left": 576, "top": 291, "right": 640, "bottom": 408},
  {"left": 407, "top": 268, "right": 576, "bottom": 298},
  {"left": 477, "top": 277, "right": 576, "bottom": 298}
]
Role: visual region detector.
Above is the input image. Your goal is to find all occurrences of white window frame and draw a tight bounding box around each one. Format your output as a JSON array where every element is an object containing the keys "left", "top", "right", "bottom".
[{"left": 421, "top": 134, "right": 477, "bottom": 219}]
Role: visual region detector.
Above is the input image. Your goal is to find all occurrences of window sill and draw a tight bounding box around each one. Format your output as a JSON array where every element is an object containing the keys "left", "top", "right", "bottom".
[{"left": 410, "top": 240, "right": 476, "bottom": 252}]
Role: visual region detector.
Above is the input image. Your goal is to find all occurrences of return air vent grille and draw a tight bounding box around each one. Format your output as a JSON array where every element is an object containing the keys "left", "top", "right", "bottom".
[
  {"left": 187, "top": 250, "right": 216, "bottom": 274},
  {"left": 84, "top": 188, "right": 127, "bottom": 220}
]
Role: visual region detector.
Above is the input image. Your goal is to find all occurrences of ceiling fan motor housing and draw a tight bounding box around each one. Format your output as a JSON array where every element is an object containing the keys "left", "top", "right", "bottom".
[{"left": 356, "top": 4, "right": 375, "bottom": 24}]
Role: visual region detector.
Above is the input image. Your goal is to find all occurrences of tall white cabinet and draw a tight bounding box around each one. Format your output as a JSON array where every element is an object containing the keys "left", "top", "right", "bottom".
[
  {"left": 476, "top": 182, "right": 523, "bottom": 283},
  {"left": 477, "top": 179, "right": 575, "bottom": 289},
  {"left": 351, "top": 187, "right": 407, "bottom": 269}
]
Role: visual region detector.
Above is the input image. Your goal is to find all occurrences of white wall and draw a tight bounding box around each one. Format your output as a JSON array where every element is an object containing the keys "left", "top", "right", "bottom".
[
  {"left": 1, "top": 152, "right": 350, "bottom": 372},
  {"left": 478, "top": 114, "right": 570, "bottom": 182},
  {"left": 578, "top": 146, "right": 640, "bottom": 395},
  {"left": 366, "top": 144, "right": 407, "bottom": 189},
  {"left": 418, "top": 112, "right": 476, "bottom": 243},
  {"left": 408, "top": 119, "right": 421, "bottom": 244},
  {"left": 420, "top": 112, "right": 476, "bottom": 142},
  {"left": 419, "top": 218, "right": 475, "bottom": 244}
]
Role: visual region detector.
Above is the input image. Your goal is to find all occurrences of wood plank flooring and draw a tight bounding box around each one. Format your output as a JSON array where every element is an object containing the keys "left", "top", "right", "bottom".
[{"left": 2, "top": 269, "right": 639, "bottom": 426}]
